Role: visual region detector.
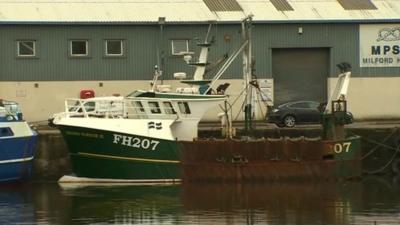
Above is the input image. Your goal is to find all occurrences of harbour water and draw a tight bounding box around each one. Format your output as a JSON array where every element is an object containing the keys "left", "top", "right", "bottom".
[{"left": 0, "top": 176, "right": 399, "bottom": 225}]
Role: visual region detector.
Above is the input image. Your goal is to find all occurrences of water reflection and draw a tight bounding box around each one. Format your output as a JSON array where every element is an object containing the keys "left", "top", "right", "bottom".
[
  {"left": 0, "top": 176, "right": 399, "bottom": 225},
  {"left": 0, "top": 184, "right": 35, "bottom": 224},
  {"left": 58, "top": 184, "right": 181, "bottom": 224},
  {"left": 181, "top": 182, "right": 362, "bottom": 225}
]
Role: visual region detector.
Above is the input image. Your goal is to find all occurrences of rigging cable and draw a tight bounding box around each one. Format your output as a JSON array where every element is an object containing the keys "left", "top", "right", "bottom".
[
  {"left": 233, "top": 87, "right": 249, "bottom": 122},
  {"left": 217, "top": 83, "right": 249, "bottom": 122}
]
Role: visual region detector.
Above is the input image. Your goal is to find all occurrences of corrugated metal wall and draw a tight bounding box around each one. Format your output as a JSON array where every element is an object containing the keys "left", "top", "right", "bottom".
[
  {"left": 254, "top": 24, "right": 355, "bottom": 77},
  {"left": 0, "top": 23, "right": 398, "bottom": 81},
  {"left": 0, "top": 25, "right": 160, "bottom": 81}
]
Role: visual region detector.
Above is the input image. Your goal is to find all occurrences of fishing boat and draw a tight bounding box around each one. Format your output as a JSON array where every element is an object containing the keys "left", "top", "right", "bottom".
[
  {"left": 53, "top": 16, "right": 361, "bottom": 183},
  {"left": 0, "top": 100, "right": 38, "bottom": 183}
]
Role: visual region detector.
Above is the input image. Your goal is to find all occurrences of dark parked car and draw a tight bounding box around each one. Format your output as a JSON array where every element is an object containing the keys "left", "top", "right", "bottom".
[{"left": 267, "top": 100, "right": 353, "bottom": 127}]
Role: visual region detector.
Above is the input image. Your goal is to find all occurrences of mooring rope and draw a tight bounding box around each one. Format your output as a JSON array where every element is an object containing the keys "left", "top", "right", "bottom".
[
  {"left": 362, "top": 144, "right": 400, "bottom": 175},
  {"left": 359, "top": 128, "right": 398, "bottom": 160},
  {"left": 360, "top": 134, "right": 400, "bottom": 152},
  {"left": 348, "top": 129, "right": 400, "bottom": 174}
]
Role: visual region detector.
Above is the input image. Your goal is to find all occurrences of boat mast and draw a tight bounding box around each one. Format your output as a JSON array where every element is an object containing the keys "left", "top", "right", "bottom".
[
  {"left": 192, "top": 23, "right": 213, "bottom": 81},
  {"left": 242, "top": 15, "right": 254, "bottom": 133},
  {"left": 157, "top": 17, "right": 165, "bottom": 84},
  {"left": 322, "top": 62, "right": 352, "bottom": 141},
  {"left": 151, "top": 17, "right": 166, "bottom": 92}
]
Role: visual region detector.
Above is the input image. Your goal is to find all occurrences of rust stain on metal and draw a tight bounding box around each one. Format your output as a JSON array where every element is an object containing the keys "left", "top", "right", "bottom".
[{"left": 180, "top": 138, "right": 361, "bottom": 182}]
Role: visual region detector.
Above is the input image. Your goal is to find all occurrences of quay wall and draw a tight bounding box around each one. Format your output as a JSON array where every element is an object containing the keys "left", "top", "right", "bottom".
[
  {"left": 1, "top": 77, "right": 400, "bottom": 123},
  {"left": 33, "top": 129, "right": 71, "bottom": 180}
]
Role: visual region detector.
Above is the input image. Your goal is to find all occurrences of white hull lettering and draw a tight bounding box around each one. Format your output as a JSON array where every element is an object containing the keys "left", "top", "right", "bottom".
[{"left": 113, "top": 134, "right": 160, "bottom": 151}]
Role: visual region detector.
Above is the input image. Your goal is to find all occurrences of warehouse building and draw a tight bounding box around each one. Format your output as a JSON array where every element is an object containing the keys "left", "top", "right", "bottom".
[{"left": 0, "top": 0, "right": 399, "bottom": 122}]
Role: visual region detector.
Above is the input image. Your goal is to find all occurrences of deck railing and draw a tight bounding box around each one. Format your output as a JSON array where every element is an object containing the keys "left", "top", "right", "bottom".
[{"left": 63, "top": 98, "right": 180, "bottom": 120}]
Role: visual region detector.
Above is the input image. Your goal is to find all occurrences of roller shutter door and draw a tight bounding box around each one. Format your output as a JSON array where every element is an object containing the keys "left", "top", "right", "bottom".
[{"left": 272, "top": 48, "right": 329, "bottom": 105}]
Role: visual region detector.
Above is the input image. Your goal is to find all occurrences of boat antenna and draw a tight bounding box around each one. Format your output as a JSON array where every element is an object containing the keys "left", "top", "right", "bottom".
[
  {"left": 157, "top": 17, "right": 166, "bottom": 84},
  {"left": 151, "top": 65, "right": 162, "bottom": 92}
]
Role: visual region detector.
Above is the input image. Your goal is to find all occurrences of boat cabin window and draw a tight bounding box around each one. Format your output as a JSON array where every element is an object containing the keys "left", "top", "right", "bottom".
[
  {"left": 133, "top": 101, "right": 145, "bottom": 113},
  {"left": 148, "top": 102, "right": 161, "bottom": 114},
  {"left": 163, "top": 102, "right": 176, "bottom": 114},
  {"left": 0, "top": 127, "right": 13, "bottom": 137},
  {"left": 84, "top": 102, "right": 96, "bottom": 112},
  {"left": 178, "top": 102, "right": 191, "bottom": 114}
]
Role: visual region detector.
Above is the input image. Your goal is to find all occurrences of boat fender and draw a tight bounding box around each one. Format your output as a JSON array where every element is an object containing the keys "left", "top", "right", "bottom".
[{"left": 392, "top": 158, "right": 400, "bottom": 174}]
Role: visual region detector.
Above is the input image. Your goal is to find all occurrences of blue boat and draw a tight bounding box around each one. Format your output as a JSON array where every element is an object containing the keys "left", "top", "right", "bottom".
[{"left": 0, "top": 100, "right": 38, "bottom": 183}]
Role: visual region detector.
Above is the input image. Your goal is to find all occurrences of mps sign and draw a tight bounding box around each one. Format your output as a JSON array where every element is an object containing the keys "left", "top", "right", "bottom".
[{"left": 360, "top": 24, "right": 400, "bottom": 67}]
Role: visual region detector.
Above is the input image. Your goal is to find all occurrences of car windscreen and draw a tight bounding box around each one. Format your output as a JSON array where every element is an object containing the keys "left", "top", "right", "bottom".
[{"left": 289, "top": 102, "right": 309, "bottom": 109}]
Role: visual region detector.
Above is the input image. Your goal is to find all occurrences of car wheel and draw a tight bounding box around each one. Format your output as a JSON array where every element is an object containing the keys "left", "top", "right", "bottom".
[{"left": 283, "top": 115, "right": 296, "bottom": 127}]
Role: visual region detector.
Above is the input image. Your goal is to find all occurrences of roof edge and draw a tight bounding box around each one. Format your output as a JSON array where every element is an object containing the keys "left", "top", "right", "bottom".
[{"left": 1, "top": 19, "right": 400, "bottom": 25}]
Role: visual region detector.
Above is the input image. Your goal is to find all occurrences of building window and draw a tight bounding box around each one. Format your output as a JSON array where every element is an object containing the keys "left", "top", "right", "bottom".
[
  {"left": 70, "top": 40, "right": 88, "bottom": 57},
  {"left": 105, "top": 40, "right": 123, "bottom": 56},
  {"left": 17, "top": 40, "right": 36, "bottom": 57},
  {"left": 178, "top": 102, "right": 191, "bottom": 114},
  {"left": 171, "top": 39, "right": 190, "bottom": 55}
]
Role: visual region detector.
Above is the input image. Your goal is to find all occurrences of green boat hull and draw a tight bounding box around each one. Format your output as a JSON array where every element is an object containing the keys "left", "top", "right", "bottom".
[{"left": 59, "top": 125, "right": 181, "bottom": 181}]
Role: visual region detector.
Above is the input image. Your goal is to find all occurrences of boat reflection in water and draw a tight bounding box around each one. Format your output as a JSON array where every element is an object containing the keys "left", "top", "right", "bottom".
[
  {"left": 57, "top": 183, "right": 182, "bottom": 224},
  {"left": 0, "top": 178, "right": 398, "bottom": 224},
  {"left": 52, "top": 177, "right": 400, "bottom": 225}
]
